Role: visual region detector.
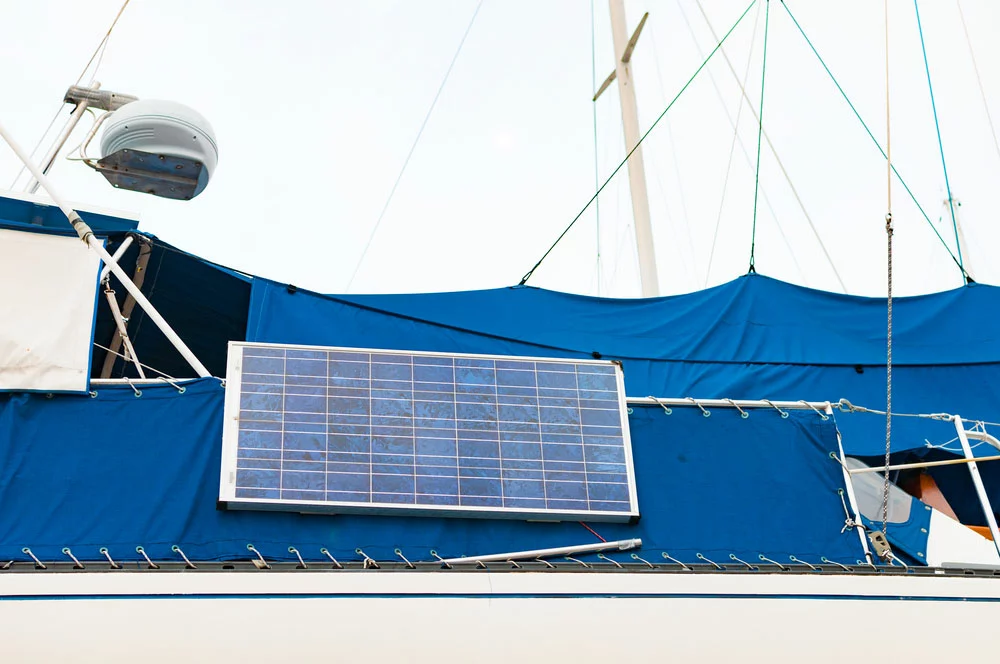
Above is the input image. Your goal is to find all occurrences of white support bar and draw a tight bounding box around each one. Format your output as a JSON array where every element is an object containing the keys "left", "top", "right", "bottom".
[
  {"left": 627, "top": 397, "right": 831, "bottom": 411},
  {"left": 0, "top": 118, "right": 211, "bottom": 379},
  {"left": 439, "top": 538, "right": 642, "bottom": 565},
  {"left": 954, "top": 417, "right": 1000, "bottom": 557},
  {"left": 25, "top": 86, "right": 97, "bottom": 193},
  {"left": 828, "top": 404, "right": 873, "bottom": 564},
  {"left": 849, "top": 454, "right": 1000, "bottom": 475},
  {"left": 100, "top": 235, "right": 133, "bottom": 282}
]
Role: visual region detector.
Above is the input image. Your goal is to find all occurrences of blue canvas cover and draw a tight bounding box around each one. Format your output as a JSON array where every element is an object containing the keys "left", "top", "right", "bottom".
[{"left": 0, "top": 379, "right": 863, "bottom": 564}]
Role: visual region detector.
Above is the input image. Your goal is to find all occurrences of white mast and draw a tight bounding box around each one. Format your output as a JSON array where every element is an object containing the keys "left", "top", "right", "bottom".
[{"left": 601, "top": 2, "right": 659, "bottom": 297}]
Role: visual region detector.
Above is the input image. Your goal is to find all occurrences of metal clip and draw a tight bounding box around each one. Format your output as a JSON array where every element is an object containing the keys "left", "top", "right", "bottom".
[
  {"left": 320, "top": 548, "right": 344, "bottom": 569},
  {"left": 289, "top": 547, "right": 307, "bottom": 569},
  {"left": 686, "top": 397, "right": 711, "bottom": 417},
  {"left": 136, "top": 546, "right": 159, "bottom": 570},
  {"left": 172, "top": 545, "right": 197, "bottom": 569},
  {"left": 62, "top": 547, "right": 85, "bottom": 569},
  {"left": 724, "top": 398, "right": 749, "bottom": 419},
  {"left": 247, "top": 544, "right": 270, "bottom": 570},
  {"left": 395, "top": 548, "right": 415, "bottom": 569},
  {"left": 356, "top": 548, "right": 380, "bottom": 569},
  {"left": 22, "top": 547, "right": 46, "bottom": 570},
  {"left": 99, "top": 547, "right": 121, "bottom": 570}
]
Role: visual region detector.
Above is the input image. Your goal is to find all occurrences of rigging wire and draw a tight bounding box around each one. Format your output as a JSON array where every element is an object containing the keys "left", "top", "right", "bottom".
[
  {"left": 590, "top": 0, "right": 603, "bottom": 296},
  {"left": 747, "top": 0, "right": 770, "bottom": 274},
  {"left": 703, "top": 0, "right": 762, "bottom": 286},
  {"left": 881, "top": 0, "right": 894, "bottom": 552},
  {"left": 519, "top": 0, "right": 758, "bottom": 286},
  {"left": 779, "top": 0, "right": 971, "bottom": 284},
  {"left": 344, "top": 0, "right": 485, "bottom": 292},
  {"left": 914, "top": 0, "right": 964, "bottom": 281},
  {"left": 691, "top": 1, "right": 829, "bottom": 290},
  {"left": 9, "top": 0, "right": 131, "bottom": 189},
  {"left": 956, "top": 0, "right": 1000, "bottom": 173},
  {"left": 647, "top": 22, "right": 700, "bottom": 288}
]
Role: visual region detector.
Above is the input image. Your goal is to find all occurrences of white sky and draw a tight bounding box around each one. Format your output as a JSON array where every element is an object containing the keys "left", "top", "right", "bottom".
[{"left": 2, "top": 0, "right": 999, "bottom": 298}]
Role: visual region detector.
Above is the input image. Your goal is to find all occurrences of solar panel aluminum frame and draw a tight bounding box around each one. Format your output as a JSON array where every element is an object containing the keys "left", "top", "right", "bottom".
[{"left": 219, "top": 341, "right": 639, "bottom": 523}]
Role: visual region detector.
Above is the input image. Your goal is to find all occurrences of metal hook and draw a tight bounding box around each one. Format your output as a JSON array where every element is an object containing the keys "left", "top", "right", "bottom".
[
  {"left": 789, "top": 555, "right": 818, "bottom": 571},
  {"left": 22, "top": 547, "right": 46, "bottom": 570},
  {"left": 171, "top": 545, "right": 197, "bottom": 569},
  {"left": 724, "top": 398, "right": 749, "bottom": 419},
  {"left": 394, "top": 548, "right": 415, "bottom": 569},
  {"left": 356, "top": 548, "right": 380, "bottom": 569},
  {"left": 630, "top": 553, "right": 655, "bottom": 568},
  {"left": 564, "top": 556, "right": 591, "bottom": 568},
  {"left": 506, "top": 559, "right": 522, "bottom": 569},
  {"left": 534, "top": 558, "right": 555, "bottom": 569},
  {"left": 647, "top": 395, "right": 672, "bottom": 415},
  {"left": 799, "top": 400, "right": 829, "bottom": 420},
  {"left": 762, "top": 399, "right": 789, "bottom": 418},
  {"left": 696, "top": 553, "right": 723, "bottom": 570},
  {"left": 429, "top": 550, "right": 453, "bottom": 569},
  {"left": 475, "top": 560, "right": 488, "bottom": 569},
  {"left": 758, "top": 554, "right": 788, "bottom": 571},
  {"left": 729, "top": 554, "right": 756, "bottom": 570},
  {"left": 661, "top": 552, "right": 691, "bottom": 571},
  {"left": 320, "top": 548, "right": 344, "bottom": 569},
  {"left": 0, "top": 561, "right": 11, "bottom": 570},
  {"left": 686, "top": 397, "right": 711, "bottom": 417},
  {"left": 62, "top": 547, "right": 85, "bottom": 569},
  {"left": 135, "top": 546, "right": 159, "bottom": 570},
  {"left": 124, "top": 378, "right": 142, "bottom": 398},
  {"left": 820, "top": 556, "right": 852, "bottom": 572},
  {"left": 597, "top": 553, "right": 623, "bottom": 568},
  {"left": 288, "top": 547, "right": 307, "bottom": 569},
  {"left": 99, "top": 547, "right": 121, "bottom": 570},
  {"left": 247, "top": 544, "right": 270, "bottom": 570}
]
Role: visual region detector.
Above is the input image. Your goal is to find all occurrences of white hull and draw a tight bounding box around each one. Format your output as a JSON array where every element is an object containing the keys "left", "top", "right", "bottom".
[{"left": 2, "top": 571, "right": 997, "bottom": 661}]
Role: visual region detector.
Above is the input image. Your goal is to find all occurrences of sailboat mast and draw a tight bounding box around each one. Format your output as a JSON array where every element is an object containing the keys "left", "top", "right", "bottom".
[{"left": 608, "top": 0, "right": 660, "bottom": 297}]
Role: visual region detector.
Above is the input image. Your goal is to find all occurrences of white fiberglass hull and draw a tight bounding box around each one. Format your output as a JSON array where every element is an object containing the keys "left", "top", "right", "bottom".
[{"left": 1, "top": 571, "right": 997, "bottom": 661}]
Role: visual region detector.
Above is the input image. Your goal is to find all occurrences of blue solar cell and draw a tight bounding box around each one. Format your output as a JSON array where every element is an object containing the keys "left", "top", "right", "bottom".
[{"left": 224, "top": 343, "right": 638, "bottom": 521}]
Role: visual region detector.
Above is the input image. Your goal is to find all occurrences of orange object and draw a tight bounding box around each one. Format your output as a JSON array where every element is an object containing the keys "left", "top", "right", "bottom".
[{"left": 903, "top": 471, "right": 994, "bottom": 540}]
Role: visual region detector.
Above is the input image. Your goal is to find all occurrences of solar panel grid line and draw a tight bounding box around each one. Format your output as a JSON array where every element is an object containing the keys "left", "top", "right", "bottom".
[{"left": 222, "top": 342, "right": 638, "bottom": 522}]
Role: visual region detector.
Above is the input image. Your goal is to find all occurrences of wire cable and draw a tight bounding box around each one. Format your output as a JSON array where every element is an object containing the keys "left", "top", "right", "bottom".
[
  {"left": 914, "top": 0, "right": 964, "bottom": 280},
  {"left": 704, "top": 0, "right": 762, "bottom": 286},
  {"left": 779, "top": 0, "right": 970, "bottom": 284},
  {"left": 590, "top": 0, "right": 603, "bottom": 295},
  {"left": 9, "top": 0, "right": 131, "bottom": 189},
  {"left": 519, "top": 0, "right": 758, "bottom": 286},
  {"left": 956, "top": 0, "right": 1000, "bottom": 174},
  {"left": 695, "top": 0, "right": 841, "bottom": 291},
  {"left": 345, "top": 0, "right": 484, "bottom": 292},
  {"left": 748, "top": 0, "right": 770, "bottom": 274}
]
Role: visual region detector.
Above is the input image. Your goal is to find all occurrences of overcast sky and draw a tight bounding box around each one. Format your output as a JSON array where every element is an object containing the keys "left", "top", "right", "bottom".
[{"left": 2, "top": 0, "right": 999, "bottom": 298}]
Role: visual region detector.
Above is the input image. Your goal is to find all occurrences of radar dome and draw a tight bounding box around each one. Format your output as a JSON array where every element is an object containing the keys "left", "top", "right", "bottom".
[{"left": 98, "top": 99, "right": 218, "bottom": 200}]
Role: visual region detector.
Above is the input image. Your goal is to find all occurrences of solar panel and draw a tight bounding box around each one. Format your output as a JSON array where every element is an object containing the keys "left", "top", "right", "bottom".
[{"left": 219, "top": 342, "right": 638, "bottom": 522}]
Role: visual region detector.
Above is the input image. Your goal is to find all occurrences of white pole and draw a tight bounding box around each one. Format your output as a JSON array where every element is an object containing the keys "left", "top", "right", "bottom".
[
  {"left": 609, "top": 0, "right": 659, "bottom": 298},
  {"left": 26, "top": 84, "right": 101, "bottom": 194},
  {"left": 439, "top": 538, "right": 642, "bottom": 564},
  {"left": 953, "top": 417, "right": 1000, "bottom": 557},
  {"left": 828, "top": 405, "right": 873, "bottom": 564},
  {"left": 0, "top": 119, "right": 211, "bottom": 379}
]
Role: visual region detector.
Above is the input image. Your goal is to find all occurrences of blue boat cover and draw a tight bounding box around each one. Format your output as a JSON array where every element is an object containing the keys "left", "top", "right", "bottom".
[{"left": 0, "top": 379, "right": 863, "bottom": 564}]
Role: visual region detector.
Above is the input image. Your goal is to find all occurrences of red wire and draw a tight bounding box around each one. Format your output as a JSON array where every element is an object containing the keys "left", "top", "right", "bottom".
[{"left": 578, "top": 521, "right": 607, "bottom": 543}]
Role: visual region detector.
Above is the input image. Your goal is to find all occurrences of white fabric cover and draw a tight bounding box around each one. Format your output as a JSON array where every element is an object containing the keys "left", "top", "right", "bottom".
[{"left": 0, "top": 228, "right": 101, "bottom": 392}]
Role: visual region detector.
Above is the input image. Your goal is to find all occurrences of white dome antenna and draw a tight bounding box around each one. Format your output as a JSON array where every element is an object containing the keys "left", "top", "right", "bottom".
[
  {"left": 22, "top": 84, "right": 220, "bottom": 201},
  {"left": 97, "top": 98, "right": 218, "bottom": 200}
]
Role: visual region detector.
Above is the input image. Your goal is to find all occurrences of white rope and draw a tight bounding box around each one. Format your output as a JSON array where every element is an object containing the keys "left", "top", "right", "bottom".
[{"left": 881, "top": 0, "right": 894, "bottom": 550}]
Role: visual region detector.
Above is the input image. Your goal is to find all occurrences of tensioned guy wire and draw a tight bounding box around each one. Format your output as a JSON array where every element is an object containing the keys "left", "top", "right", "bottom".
[
  {"left": 519, "top": 0, "right": 758, "bottom": 286},
  {"left": 345, "top": 0, "right": 485, "bottom": 292},
  {"left": 10, "top": 0, "right": 132, "bottom": 189},
  {"left": 914, "top": 0, "right": 965, "bottom": 282},
  {"left": 747, "top": 0, "right": 770, "bottom": 274},
  {"left": 779, "top": 0, "right": 970, "bottom": 284}
]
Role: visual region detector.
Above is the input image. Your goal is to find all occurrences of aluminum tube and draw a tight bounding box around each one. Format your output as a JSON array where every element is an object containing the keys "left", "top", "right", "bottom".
[
  {"left": 848, "top": 454, "right": 1000, "bottom": 475},
  {"left": 954, "top": 418, "right": 1000, "bottom": 556},
  {"left": 0, "top": 119, "right": 211, "bottom": 378},
  {"left": 100, "top": 235, "right": 133, "bottom": 282},
  {"left": 627, "top": 397, "right": 831, "bottom": 410},
  {"left": 439, "top": 538, "right": 642, "bottom": 564}
]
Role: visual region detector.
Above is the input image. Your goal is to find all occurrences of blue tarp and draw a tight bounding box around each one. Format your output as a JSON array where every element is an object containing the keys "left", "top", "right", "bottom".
[
  {"left": 247, "top": 276, "right": 1000, "bottom": 458},
  {"left": 0, "top": 379, "right": 863, "bottom": 564}
]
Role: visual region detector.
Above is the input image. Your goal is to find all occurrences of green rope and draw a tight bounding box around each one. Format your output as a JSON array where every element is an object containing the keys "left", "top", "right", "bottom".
[
  {"left": 748, "top": 0, "right": 770, "bottom": 273},
  {"left": 519, "top": 0, "right": 758, "bottom": 286},
  {"left": 914, "top": 0, "right": 965, "bottom": 278},
  {"left": 780, "top": 0, "right": 970, "bottom": 283}
]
